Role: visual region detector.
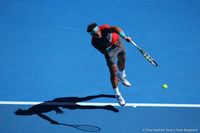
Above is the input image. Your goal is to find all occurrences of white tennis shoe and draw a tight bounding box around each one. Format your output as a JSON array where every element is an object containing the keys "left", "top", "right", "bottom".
[
  {"left": 115, "top": 94, "right": 126, "bottom": 106},
  {"left": 117, "top": 73, "right": 131, "bottom": 87}
]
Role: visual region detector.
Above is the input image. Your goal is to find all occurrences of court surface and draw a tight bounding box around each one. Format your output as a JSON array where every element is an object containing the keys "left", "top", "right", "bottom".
[{"left": 0, "top": 0, "right": 200, "bottom": 132}]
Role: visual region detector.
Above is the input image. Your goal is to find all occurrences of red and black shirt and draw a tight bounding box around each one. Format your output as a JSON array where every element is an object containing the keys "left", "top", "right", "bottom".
[{"left": 91, "top": 25, "right": 119, "bottom": 52}]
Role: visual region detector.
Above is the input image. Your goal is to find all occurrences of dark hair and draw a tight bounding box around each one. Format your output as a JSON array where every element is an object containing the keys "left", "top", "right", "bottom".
[{"left": 87, "top": 23, "right": 97, "bottom": 32}]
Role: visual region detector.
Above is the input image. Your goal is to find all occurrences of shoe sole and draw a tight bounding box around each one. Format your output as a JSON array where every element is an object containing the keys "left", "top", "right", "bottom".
[
  {"left": 117, "top": 76, "right": 131, "bottom": 87},
  {"left": 120, "top": 102, "right": 126, "bottom": 106},
  {"left": 118, "top": 80, "right": 131, "bottom": 87},
  {"left": 122, "top": 83, "right": 131, "bottom": 87}
]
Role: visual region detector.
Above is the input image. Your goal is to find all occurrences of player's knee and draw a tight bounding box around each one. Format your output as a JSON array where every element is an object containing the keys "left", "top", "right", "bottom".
[{"left": 109, "top": 65, "right": 117, "bottom": 77}]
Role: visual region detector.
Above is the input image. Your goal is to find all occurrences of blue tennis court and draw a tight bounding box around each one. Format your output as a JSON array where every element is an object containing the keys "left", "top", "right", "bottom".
[{"left": 0, "top": 0, "right": 200, "bottom": 132}]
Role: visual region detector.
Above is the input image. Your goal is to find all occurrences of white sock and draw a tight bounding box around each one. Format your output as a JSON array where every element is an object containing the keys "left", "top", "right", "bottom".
[
  {"left": 119, "top": 70, "right": 125, "bottom": 77},
  {"left": 113, "top": 87, "right": 121, "bottom": 96}
]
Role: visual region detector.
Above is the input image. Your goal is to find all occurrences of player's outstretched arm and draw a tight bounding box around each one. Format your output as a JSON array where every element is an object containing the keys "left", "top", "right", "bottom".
[{"left": 108, "top": 26, "right": 132, "bottom": 42}]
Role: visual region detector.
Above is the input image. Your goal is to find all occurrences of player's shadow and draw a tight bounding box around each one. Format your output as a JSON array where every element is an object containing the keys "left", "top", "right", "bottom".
[{"left": 14, "top": 94, "right": 119, "bottom": 128}]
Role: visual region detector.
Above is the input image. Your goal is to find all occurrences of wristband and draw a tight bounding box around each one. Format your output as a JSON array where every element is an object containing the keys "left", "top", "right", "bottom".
[{"left": 119, "top": 31, "right": 126, "bottom": 38}]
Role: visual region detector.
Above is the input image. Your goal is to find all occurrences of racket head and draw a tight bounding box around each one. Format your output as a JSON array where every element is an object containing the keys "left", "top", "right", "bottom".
[
  {"left": 59, "top": 123, "right": 101, "bottom": 132},
  {"left": 133, "top": 41, "right": 158, "bottom": 67},
  {"left": 143, "top": 52, "right": 158, "bottom": 67},
  {"left": 73, "top": 125, "right": 101, "bottom": 132}
]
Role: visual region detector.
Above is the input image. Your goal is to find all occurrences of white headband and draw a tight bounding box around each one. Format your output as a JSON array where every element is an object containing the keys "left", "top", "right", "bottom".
[{"left": 90, "top": 26, "right": 99, "bottom": 35}]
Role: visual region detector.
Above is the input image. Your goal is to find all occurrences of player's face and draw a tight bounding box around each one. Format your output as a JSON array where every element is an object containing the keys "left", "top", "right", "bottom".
[{"left": 92, "top": 29, "right": 102, "bottom": 38}]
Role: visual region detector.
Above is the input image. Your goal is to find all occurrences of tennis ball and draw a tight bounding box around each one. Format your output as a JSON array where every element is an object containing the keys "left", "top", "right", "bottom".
[{"left": 163, "top": 84, "right": 168, "bottom": 89}]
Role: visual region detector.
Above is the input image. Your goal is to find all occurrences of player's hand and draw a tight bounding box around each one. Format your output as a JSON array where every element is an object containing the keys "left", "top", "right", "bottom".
[
  {"left": 124, "top": 37, "right": 132, "bottom": 43},
  {"left": 113, "top": 41, "right": 122, "bottom": 47}
]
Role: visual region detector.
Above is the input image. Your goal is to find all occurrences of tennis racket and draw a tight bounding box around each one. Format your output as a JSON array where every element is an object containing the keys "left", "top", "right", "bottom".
[
  {"left": 59, "top": 123, "right": 101, "bottom": 132},
  {"left": 131, "top": 40, "right": 158, "bottom": 67}
]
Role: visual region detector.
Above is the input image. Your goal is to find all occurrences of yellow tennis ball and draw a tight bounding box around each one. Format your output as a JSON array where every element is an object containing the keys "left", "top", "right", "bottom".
[{"left": 163, "top": 84, "right": 168, "bottom": 89}]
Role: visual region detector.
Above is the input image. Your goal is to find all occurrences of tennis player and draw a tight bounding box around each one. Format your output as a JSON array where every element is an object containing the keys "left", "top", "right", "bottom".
[{"left": 87, "top": 23, "right": 132, "bottom": 106}]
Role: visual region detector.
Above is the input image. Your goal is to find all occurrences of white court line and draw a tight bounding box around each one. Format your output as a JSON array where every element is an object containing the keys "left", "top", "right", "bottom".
[{"left": 0, "top": 101, "right": 200, "bottom": 107}]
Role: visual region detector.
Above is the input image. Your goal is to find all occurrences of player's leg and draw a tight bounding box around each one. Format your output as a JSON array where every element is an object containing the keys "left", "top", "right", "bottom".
[
  {"left": 116, "top": 37, "right": 131, "bottom": 87},
  {"left": 108, "top": 64, "right": 118, "bottom": 89},
  {"left": 117, "top": 54, "right": 126, "bottom": 71},
  {"left": 104, "top": 45, "right": 126, "bottom": 106},
  {"left": 117, "top": 54, "right": 131, "bottom": 87},
  {"left": 108, "top": 65, "right": 126, "bottom": 106}
]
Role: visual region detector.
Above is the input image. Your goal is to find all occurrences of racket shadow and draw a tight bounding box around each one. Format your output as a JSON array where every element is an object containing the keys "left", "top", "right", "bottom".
[
  {"left": 14, "top": 94, "right": 118, "bottom": 131},
  {"left": 58, "top": 123, "right": 101, "bottom": 132}
]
